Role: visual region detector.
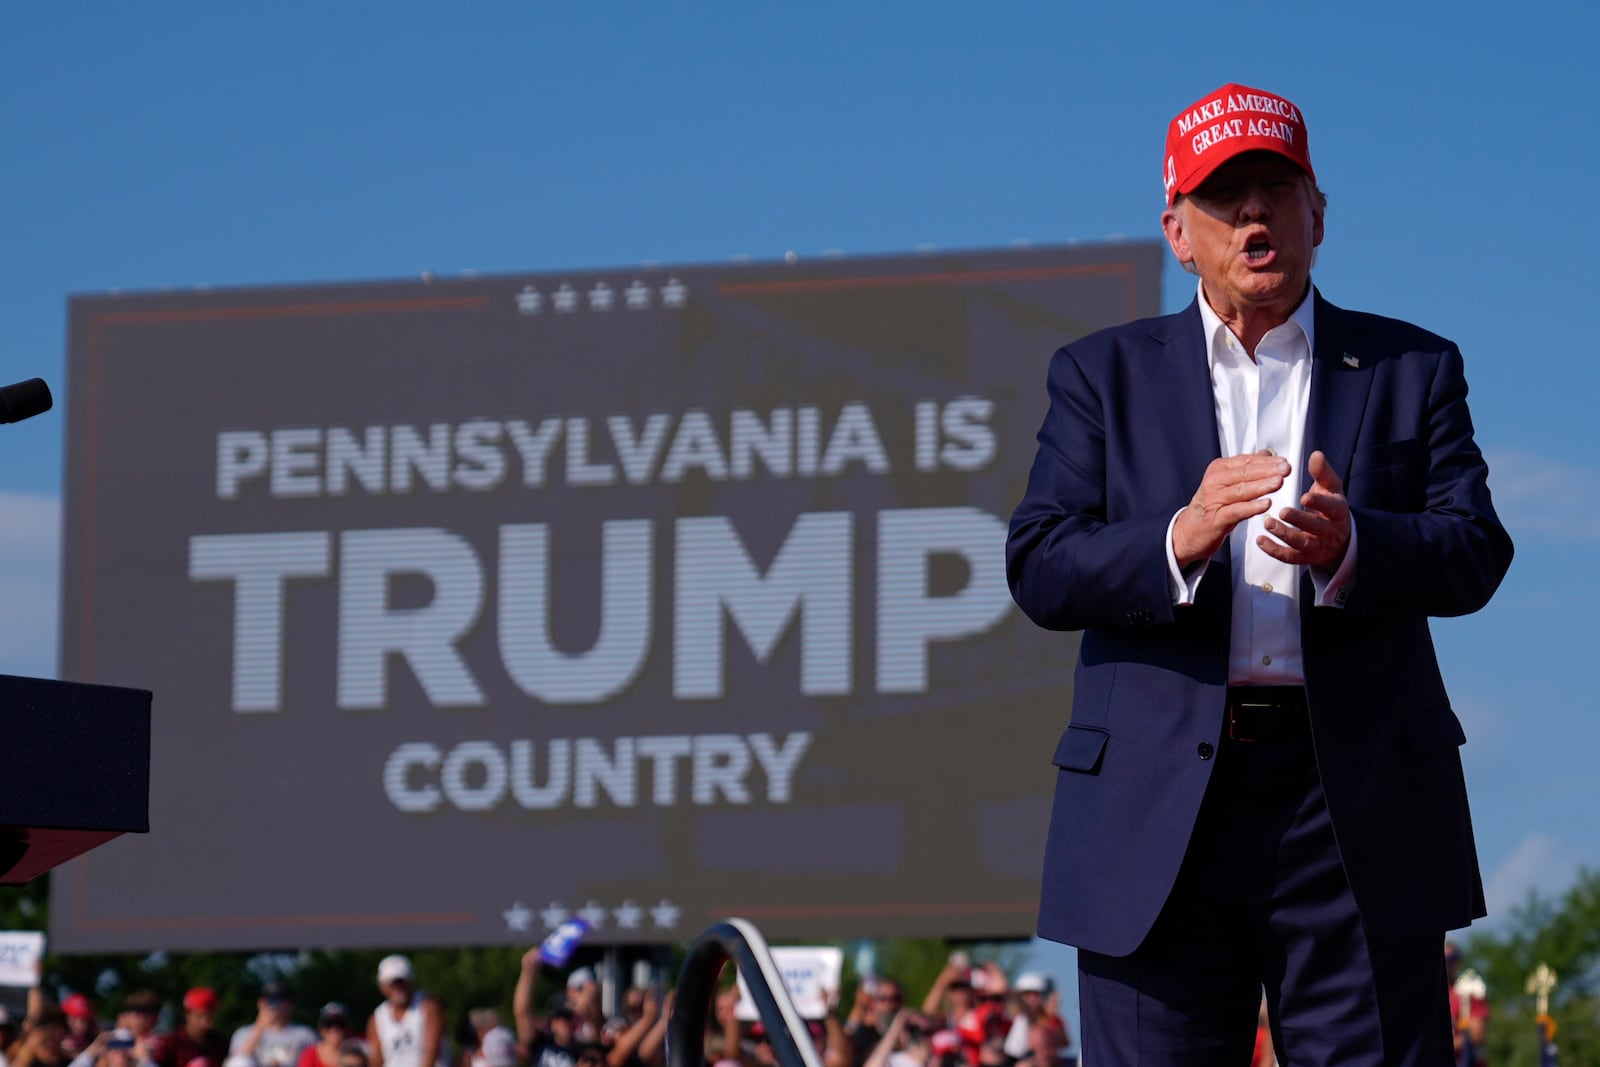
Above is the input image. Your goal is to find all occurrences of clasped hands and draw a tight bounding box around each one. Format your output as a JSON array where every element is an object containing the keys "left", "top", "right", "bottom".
[{"left": 1172, "top": 449, "right": 1350, "bottom": 570}]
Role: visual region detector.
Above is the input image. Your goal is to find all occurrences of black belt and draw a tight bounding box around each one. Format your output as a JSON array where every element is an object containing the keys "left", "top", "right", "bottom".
[{"left": 1226, "top": 686, "right": 1310, "bottom": 743}]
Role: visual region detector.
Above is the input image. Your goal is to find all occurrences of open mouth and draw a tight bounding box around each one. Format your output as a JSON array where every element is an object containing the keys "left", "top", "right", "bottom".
[{"left": 1244, "top": 235, "right": 1273, "bottom": 265}]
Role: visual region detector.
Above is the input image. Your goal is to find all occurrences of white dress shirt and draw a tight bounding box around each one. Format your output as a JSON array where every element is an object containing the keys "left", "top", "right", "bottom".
[{"left": 1166, "top": 279, "right": 1356, "bottom": 684}]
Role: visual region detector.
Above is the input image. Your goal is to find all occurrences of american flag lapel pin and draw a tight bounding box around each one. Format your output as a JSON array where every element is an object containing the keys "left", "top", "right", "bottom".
[{"left": 1342, "top": 353, "right": 1360, "bottom": 369}]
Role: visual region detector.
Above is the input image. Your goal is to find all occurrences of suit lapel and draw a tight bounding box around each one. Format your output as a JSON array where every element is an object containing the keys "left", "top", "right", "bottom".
[
  {"left": 1152, "top": 299, "right": 1222, "bottom": 500},
  {"left": 1306, "top": 291, "right": 1375, "bottom": 492},
  {"left": 1151, "top": 300, "right": 1228, "bottom": 570}
]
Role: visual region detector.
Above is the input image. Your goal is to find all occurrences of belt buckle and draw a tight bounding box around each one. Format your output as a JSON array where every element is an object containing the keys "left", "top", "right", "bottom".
[{"left": 1227, "top": 701, "right": 1271, "bottom": 744}]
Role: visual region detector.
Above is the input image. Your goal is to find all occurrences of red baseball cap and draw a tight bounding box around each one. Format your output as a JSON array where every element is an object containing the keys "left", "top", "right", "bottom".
[
  {"left": 1163, "top": 83, "right": 1314, "bottom": 206},
  {"left": 183, "top": 988, "right": 218, "bottom": 1013},
  {"left": 63, "top": 994, "right": 93, "bottom": 1019}
]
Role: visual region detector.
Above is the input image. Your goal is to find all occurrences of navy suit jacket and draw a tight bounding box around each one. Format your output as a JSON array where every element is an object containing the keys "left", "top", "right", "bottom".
[{"left": 1007, "top": 292, "right": 1514, "bottom": 957}]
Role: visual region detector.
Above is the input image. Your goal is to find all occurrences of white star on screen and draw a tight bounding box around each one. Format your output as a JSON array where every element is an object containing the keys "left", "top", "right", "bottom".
[
  {"left": 625, "top": 281, "right": 651, "bottom": 310},
  {"left": 553, "top": 284, "right": 579, "bottom": 313},
  {"left": 660, "top": 278, "right": 688, "bottom": 308},
  {"left": 578, "top": 900, "right": 609, "bottom": 929},
  {"left": 539, "top": 902, "right": 571, "bottom": 930},
  {"left": 515, "top": 286, "right": 542, "bottom": 315},
  {"left": 612, "top": 900, "right": 644, "bottom": 930},
  {"left": 650, "top": 899, "right": 681, "bottom": 929},
  {"left": 588, "top": 282, "right": 615, "bottom": 312},
  {"left": 502, "top": 901, "right": 534, "bottom": 933}
]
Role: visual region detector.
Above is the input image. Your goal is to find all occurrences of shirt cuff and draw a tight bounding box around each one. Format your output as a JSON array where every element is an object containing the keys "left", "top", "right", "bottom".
[
  {"left": 1310, "top": 514, "right": 1357, "bottom": 608},
  {"left": 1166, "top": 508, "right": 1209, "bottom": 605}
]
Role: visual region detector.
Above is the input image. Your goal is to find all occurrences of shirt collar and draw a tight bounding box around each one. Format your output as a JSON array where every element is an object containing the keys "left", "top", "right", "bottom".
[{"left": 1194, "top": 278, "right": 1316, "bottom": 365}]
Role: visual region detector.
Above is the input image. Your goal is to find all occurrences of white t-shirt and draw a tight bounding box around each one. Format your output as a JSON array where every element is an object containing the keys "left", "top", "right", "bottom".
[
  {"left": 228, "top": 1024, "right": 317, "bottom": 1067},
  {"left": 374, "top": 995, "right": 444, "bottom": 1067}
]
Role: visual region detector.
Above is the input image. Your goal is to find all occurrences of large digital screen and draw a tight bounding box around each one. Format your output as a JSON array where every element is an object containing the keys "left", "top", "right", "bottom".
[{"left": 54, "top": 242, "right": 1163, "bottom": 951}]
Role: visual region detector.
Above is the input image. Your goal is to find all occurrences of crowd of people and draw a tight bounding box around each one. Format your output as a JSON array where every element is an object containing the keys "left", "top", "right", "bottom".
[{"left": 0, "top": 952, "right": 1076, "bottom": 1067}]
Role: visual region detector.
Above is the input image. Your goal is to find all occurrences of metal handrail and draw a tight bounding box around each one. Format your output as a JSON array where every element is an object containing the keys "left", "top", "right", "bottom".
[{"left": 667, "top": 918, "right": 825, "bottom": 1067}]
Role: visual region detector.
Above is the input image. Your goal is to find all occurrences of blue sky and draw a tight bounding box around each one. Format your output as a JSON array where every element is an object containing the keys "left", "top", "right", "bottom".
[{"left": 4, "top": 0, "right": 1596, "bottom": 1036}]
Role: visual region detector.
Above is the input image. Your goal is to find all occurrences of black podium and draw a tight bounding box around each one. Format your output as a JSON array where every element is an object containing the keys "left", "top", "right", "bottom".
[{"left": 0, "top": 674, "right": 150, "bottom": 883}]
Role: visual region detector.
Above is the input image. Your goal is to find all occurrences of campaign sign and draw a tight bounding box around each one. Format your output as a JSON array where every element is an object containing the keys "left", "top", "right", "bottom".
[
  {"left": 0, "top": 932, "right": 45, "bottom": 987},
  {"left": 539, "top": 918, "right": 590, "bottom": 966},
  {"left": 54, "top": 243, "right": 1163, "bottom": 951},
  {"left": 735, "top": 946, "right": 844, "bottom": 1021}
]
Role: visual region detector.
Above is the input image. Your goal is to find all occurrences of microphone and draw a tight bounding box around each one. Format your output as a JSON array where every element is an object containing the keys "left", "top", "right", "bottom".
[{"left": 0, "top": 379, "right": 52, "bottom": 425}]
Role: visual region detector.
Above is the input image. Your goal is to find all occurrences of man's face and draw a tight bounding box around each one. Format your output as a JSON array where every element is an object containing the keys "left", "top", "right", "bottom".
[
  {"left": 566, "top": 981, "right": 598, "bottom": 1013},
  {"left": 873, "top": 983, "right": 904, "bottom": 1020},
  {"left": 383, "top": 979, "right": 412, "bottom": 1008},
  {"left": 1028, "top": 1025, "right": 1064, "bottom": 1064},
  {"left": 1162, "top": 151, "right": 1323, "bottom": 325},
  {"left": 187, "top": 1009, "right": 214, "bottom": 1034},
  {"left": 263, "top": 998, "right": 292, "bottom": 1025}
]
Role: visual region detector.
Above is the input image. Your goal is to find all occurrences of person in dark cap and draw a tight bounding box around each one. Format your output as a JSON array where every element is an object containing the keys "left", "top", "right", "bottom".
[
  {"left": 1008, "top": 81, "right": 1512, "bottom": 1065},
  {"left": 297, "top": 1004, "right": 353, "bottom": 1067},
  {"left": 227, "top": 984, "right": 314, "bottom": 1067},
  {"left": 523, "top": 1007, "right": 577, "bottom": 1067}
]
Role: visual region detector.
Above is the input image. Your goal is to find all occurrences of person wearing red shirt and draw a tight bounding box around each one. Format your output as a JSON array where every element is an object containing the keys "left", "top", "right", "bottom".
[{"left": 153, "top": 989, "right": 226, "bottom": 1067}]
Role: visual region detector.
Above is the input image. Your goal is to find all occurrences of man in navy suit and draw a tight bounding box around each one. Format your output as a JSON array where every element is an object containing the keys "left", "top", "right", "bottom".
[{"left": 1007, "top": 83, "right": 1513, "bottom": 1065}]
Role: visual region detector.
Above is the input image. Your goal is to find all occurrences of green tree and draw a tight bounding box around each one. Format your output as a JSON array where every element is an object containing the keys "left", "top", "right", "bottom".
[{"left": 1465, "top": 867, "right": 1600, "bottom": 1066}]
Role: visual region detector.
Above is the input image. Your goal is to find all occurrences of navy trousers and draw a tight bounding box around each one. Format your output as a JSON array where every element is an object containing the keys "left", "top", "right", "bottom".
[{"left": 1077, "top": 725, "right": 1454, "bottom": 1066}]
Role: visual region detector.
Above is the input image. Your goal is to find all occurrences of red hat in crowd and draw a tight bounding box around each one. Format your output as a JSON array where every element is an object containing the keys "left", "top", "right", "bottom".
[
  {"left": 184, "top": 988, "right": 218, "bottom": 1013},
  {"left": 63, "top": 994, "right": 94, "bottom": 1019},
  {"left": 1163, "top": 83, "right": 1315, "bottom": 207}
]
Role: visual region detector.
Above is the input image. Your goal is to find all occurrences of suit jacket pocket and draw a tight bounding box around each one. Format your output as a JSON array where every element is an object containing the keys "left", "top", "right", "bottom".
[
  {"left": 1053, "top": 724, "right": 1109, "bottom": 774},
  {"left": 1401, "top": 704, "right": 1467, "bottom": 754}
]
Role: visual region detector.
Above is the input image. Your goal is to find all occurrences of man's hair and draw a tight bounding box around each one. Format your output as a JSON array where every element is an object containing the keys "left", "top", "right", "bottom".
[
  {"left": 123, "top": 991, "right": 162, "bottom": 1013},
  {"left": 1170, "top": 177, "right": 1328, "bottom": 212}
]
